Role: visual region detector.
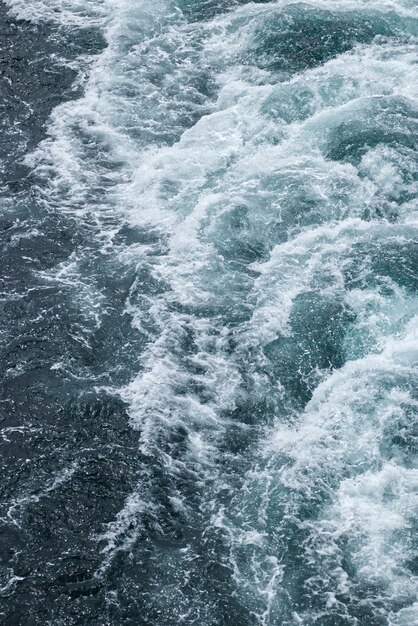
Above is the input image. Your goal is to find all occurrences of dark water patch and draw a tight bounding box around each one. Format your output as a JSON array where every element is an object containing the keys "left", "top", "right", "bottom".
[
  {"left": 179, "top": 0, "right": 235, "bottom": 22},
  {"left": 178, "top": 0, "right": 266, "bottom": 23},
  {"left": 99, "top": 516, "right": 260, "bottom": 626},
  {"left": 250, "top": 5, "right": 417, "bottom": 74},
  {"left": 343, "top": 238, "right": 418, "bottom": 293},
  {"left": 263, "top": 82, "right": 317, "bottom": 124},
  {"left": 325, "top": 97, "right": 418, "bottom": 165},
  {"left": 264, "top": 292, "right": 354, "bottom": 406},
  {"left": 212, "top": 204, "right": 272, "bottom": 266},
  {"left": 211, "top": 172, "right": 359, "bottom": 275},
  {"left": 0, "top": 392, "right": 142, "bottom": 625},
  {"left": 381, "top": 403, "right": 418, "bottom": 466},
  {"left": 0, "top": 7, "right": 149, "bottom": 623},
  {"left": 0, "top": 2, "right": 106, "bottom": 190},
  {"left": 178, "top": 0, "right": 279, "bottom": 23}
]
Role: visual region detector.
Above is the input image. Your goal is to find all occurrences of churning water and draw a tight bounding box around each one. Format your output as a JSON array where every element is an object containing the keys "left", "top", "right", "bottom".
[{"left": 0, "top": 0, "right": 417, "bottom": 624}]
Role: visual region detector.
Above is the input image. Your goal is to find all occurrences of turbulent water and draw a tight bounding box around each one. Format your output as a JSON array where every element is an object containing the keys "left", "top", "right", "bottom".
[{"left": 0, "top": 0, "right": 417, "bottom": 624}]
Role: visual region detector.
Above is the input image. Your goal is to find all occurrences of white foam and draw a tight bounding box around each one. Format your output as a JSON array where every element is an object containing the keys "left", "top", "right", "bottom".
[
  {"left": 15, "top": 0, "right": 418, "bottom": 618},
  {"left": 4, "top": 0, "right": 106, "bottom": 25}
]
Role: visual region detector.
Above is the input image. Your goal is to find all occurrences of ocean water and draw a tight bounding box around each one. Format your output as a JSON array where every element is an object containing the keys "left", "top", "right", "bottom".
[{"left": 0, "top": 0, "right": 417, "bottom": 624}]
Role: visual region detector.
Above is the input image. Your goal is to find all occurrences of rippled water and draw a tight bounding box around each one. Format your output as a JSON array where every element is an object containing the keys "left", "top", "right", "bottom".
[{"left": 0, "top": 0, "right": 417, "bottom": 624}]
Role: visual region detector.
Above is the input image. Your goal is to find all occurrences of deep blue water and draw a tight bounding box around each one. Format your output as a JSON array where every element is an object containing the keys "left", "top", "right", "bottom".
[{"left": 0, "top": 1, "right": 417, "bottom": 624}]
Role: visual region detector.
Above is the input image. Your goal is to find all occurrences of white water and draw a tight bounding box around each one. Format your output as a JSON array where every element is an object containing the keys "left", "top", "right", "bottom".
[{"left": 5, "top": 0, "right": 418, "bottom": 623}]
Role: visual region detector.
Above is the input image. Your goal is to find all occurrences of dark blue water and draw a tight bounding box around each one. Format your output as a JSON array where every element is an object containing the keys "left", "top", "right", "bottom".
[{"left": 0, "top": 1, "right": 417, "bottom": 624}]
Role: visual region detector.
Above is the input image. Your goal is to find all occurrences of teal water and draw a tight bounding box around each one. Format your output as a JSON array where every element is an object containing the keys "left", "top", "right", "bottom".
[{"left": 1, "top": 0, "right": 417, "bottom": 624}]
